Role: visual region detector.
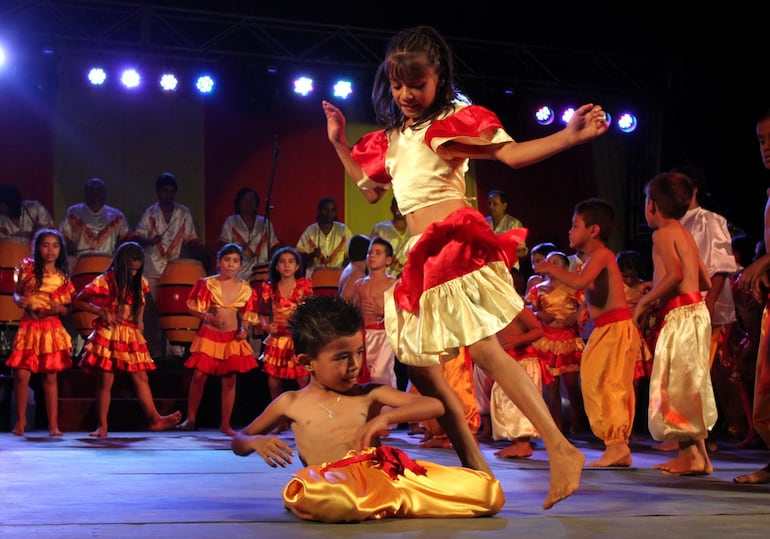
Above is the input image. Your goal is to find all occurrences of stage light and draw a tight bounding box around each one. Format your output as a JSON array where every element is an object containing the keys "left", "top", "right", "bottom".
[
  {"left": 120, "top": 68, "right": 141, "bottom": 89},
  {"left": 0, "top": 46, "right": 6, "bottom": 68},
  {"left": 195, "top": 74, "right": 215, "bottom": 94},
  {"left": 535, "top": 105, "right": 555, "bottom": 126},
  {"left": 617, "top": 112, "right": 637, "bottom": 133},
  {"left": 160, "top": 73, "right": 178, "bottom": 92},
  {"left": 604, "top": 112, "right": 612, "bottom": 128},
  {"left": 87, "top": 67, "right": 107, "bottom": 86},
  {"left": 561, "top": 107, "right": 575, "bottom": 124},
  {"left": 332, "top": 79, "right": 353, "bottom": 99},
  {"left": 293, "top": 76, "right": 313, "bottom": 96}
]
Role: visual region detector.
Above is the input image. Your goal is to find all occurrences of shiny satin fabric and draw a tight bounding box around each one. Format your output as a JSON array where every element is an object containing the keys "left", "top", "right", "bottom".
[
  {"left": 282, "top": 447, "right": 504, "bottom": 522},
  {"left": 648, "top": 301, "right": 717, "bottom": 441}
]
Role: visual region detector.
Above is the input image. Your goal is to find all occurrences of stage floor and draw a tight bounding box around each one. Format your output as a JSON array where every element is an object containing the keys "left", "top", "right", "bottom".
[{"left": 1, "top": 427, "right": 769, "bottom": 538}]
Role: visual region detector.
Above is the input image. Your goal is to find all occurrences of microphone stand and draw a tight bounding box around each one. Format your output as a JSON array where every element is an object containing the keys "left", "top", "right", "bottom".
[{"left": 260, "top": 136, "right": 279, "bottom": 329}]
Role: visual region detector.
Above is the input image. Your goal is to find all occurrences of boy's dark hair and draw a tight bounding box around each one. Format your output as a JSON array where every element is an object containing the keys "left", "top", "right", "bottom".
[
  {"left": 268, "top": 246, "right": 304, "bottom": 287},
  {"left": 289, "top": 295, "right": 363, "bottom": 358},
  {"left": 645, "top": 172, "right": 693, "bottom": 220},
  {"left": 616, "top": 250, "right": 644, "bottom": 276},
  {"left": 732, "top": 234, "right": 757, "bottom": 267},
  {"left": 531, "top": 242, "right": 558, "bottom": 258},
  {"left": 574, "top": 198, "right": 615, "bottom": 244},
  {"left": 32, "top": 228, "right": 69, "bottom": 286},
  {"left": 109, "top": 241, "right": 145, "bottom": 323},
  {"left": 156, "top": 172, "right": 178, "bottom": 192},
  {"left": 218, "top": 242, "right": 244, "bottom": 262},
  {"left": 348, "top": 234, "right": 371, "bottom": 262},
  {"left": 370, "top": 236, "right": 394, "bottom": 258}
]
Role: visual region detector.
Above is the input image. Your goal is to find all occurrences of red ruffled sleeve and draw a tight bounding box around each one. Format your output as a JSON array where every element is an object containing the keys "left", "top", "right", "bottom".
[
  {"left": 424, "top": 105, "right": 509, "bottom": 150},
  {"left": 350, "top": 130, "right": 391, "bottom": 184},
  {"left": 81, "top": 272, "right": 113, "bottom": 308},
  {"left": 186, "top": 277, "right": 211, "bottom": 313},
  {"left": 239, "top": 286, "right": 260, "bottom": 317}
]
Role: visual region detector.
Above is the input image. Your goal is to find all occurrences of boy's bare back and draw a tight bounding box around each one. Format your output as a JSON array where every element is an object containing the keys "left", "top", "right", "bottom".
[
  {"left": 352, "top": 274, "right": 396, "bottom": 326},
  {"left": 650, "top": 220, "right": 708, "bottom": 302}
]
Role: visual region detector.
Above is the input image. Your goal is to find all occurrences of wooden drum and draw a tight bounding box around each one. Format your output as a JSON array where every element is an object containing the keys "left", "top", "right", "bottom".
[
  {"left": 69, "top": 251, "right": 112, "bottom": 337},
  {"left": 0, "top": 237, "right": 30, "bottom": 325},
  {"left": 157, "top": 258, "right": 206, "bottom": 345},
  {"left": 249, "top": 263, "right": 269, "bottom": 290},
  {"left": 311, "top": 266, "right": 342, "bottom": 297}
]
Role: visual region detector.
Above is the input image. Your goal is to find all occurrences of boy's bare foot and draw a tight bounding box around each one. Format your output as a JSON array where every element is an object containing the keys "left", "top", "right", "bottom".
[
  {"left": 89, "top": 427, "right": 108, "bottom": 437},
  {"left": 588, "top": 443, "right": 632, "bottom": 467},
  {"left": 49, "top": 428, "right": 64, "bottom": 437},
  {"left": 733, "top": 464, "right": 770, "bottom": 484},
  {"left": 150, "top": 410, "right": 182, "bottom": 431},
  {"left": 220, "top": 426, "right": 236, "bottom": 436},
  {"left": 419, "top": 436, "right": 453, "bottom": 449},
  {"left": 654, "top": 442, "right": 710, "bottom": 475},
  {"left": 651, "top": 439, "right": 678, "bottom": 451},
  {"left": 494, "top": 439, "right": 533, "bottom": 459},
  {"left": 543, "top": 440, "right": 585, "bottom": 510},
  {"left": 406, "top": 423, "right": 426, "bottom": 436},
  {"left": 11, "top": 424, "right": 25, "bottom": 436},
  {"left": 176, "top": 419, "right": 196, "bottom": 431}
]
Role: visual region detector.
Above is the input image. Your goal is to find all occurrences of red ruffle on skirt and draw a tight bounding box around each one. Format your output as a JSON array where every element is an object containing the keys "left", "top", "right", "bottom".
[
  {"left": 6, "top": 316, "right": 73, "bottom": 373},
  {"left": 260, "top": 332, "right": 307, "bottom": 379},
  {"left": 79, "top": 321, "right": 155, "bottom": 373},
  {"left": 185, "top": 325, "right": 257, "bottom": 375}
]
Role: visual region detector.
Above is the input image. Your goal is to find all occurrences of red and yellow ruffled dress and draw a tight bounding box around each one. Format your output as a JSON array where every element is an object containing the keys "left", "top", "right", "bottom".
[
  {"left": 526, "top": 282, "right": 585, "bottom": 381},
  {"left": 78, "top": 270, "right": 155, "bottom": 372},
  {"left": 6, "top": 258, "right": 74, "bottom": 373},
  {"left": 258, "top": 277, "right": 313, "bottom": 379},
  {"left": 282, "top": 445, "right": 504, "bottom": 522},
  {"left": 185, "top": 276, "right": 259, "bottom": 375},
  {"left": 350, "top": 102, "right": 526, "bottom": 367}
]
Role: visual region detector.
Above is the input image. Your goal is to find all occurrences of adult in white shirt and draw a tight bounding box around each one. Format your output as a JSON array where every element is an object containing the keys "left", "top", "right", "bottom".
[
  {"left": 0, "top": 183, "right": 54, "bottom": 240},
  {"left": 486, "top": 189, "right": 528, "bottom": 269},
  {"left": 296, "top": 197, "right": 352, "bottom": 277}
]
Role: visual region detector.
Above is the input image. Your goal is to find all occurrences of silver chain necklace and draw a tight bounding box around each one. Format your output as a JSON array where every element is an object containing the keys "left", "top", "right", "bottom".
[{"left": 315, "top": 395, "right": 342, "bottom": 419}]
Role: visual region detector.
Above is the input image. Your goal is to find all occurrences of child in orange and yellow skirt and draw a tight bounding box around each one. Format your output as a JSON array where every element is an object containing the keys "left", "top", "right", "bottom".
[
  {"left": 178, "top": 243, "right": 259, "bottom": 436},
  {"left": 258, "top": 246, "right": 314, "bottom": 433},
  {"left": 7, "top": 228, "right": 74, "bottom": 436},
  {"left": 527, "top": 251, "right": 586, "bottom": 434},
  {"left": 75, "top": 241, "right": 182, "bottom": 437}
]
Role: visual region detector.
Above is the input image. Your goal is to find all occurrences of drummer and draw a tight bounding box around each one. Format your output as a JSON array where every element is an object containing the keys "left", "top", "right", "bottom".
[
  {"left": 133, "top": 172, "right": 201, "bottom": 358},
  {"left": 58, "top": 178, "right": 131, "bottom": 269},
  {"left": 218, "top": 187, "right": 281, "bottom": 284},
  {"left": 296, "top": 197, "right": 352, "bottom": 278},
  {"left": 0, "top": 183, "right": 55, "bottom": 240}
]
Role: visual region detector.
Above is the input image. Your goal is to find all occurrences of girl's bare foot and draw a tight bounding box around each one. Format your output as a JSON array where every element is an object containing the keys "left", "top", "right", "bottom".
[
  {"left": 220, "top": 425, "right": 236, "bottom": 436},
  {"left": 49, "top": 428, "right": 64, "bottom": 437},
  {"left": 494, "top": 439, "right": 533, "bottom": 459},
  {"left": 733, "top": 464, "right": 770, "bottom": 484},
  {"left": 11, "top": 423, "right": 25, "bottom": 436},
  {"left": 589, "top": 443, "right": 632, "bottom": 467},
  {"left": 89, "top": 427, "right": 108, "bottom": 437},
  {"left": 150, "top": 411, "right": 182, "bottom": 431},
  {"left": 543, "top": 440, "right": 585, "bottom": 510}
]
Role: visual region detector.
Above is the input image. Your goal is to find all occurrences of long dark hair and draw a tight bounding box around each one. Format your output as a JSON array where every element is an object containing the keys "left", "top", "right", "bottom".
[
  {"left": 108, "top": 241, "right": 145, "bottom": 323},
  {"left": 268, "top": 246, "right": 303, "bottom": 290},
  {"left": 372, "top": 25, "right": 461, "bottom": 132},
  {"left": 32, "top": 228, "right": 69, "bottom": 288}
]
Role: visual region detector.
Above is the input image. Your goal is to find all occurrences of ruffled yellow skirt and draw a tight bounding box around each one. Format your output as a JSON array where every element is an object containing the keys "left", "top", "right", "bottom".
[
  {"left": 79, "top": 320, "right": 155, "bottom": 372},
  {"left": 6, "top": 316, "right": 73, "bottom": 373}
]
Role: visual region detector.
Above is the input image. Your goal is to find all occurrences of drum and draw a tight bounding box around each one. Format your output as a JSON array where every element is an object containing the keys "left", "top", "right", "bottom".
[
  {"left": 311, "top": 266, "right": 342, "bottom": 297},
  {"left": 157, "top": 258, "right": 206, "bottom": 345},
  {"left": 69, "top": 251, "right": 112, "bottom": 337},
  {"left": 0, "top": 237, "right": 30, "bottom": 325},
  {"left": 249, "top": 263, "right": 269, "bottom": 290}
]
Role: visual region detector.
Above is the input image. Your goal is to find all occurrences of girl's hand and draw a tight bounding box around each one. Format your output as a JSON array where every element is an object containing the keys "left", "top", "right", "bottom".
[{"left": 322, "top": 100, "right": 347, "bottom": 146}]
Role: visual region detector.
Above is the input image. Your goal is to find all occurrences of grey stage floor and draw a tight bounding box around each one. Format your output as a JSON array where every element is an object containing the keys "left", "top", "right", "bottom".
[{"left": 1, "top": 427, "right": 769, "bottom": 539}]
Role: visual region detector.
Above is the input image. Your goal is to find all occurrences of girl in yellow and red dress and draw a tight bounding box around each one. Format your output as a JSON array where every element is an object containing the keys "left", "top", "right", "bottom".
[
  {"left": 75, "top": 241, "right": 182, "bottom": 437},
  {"left": 526, "top": 251, "right": 586, "bottom": 434},
  {"left": 258, "top": 246, "right": 314, "bottom": 432},
  {"left": 178, "top": 243, "right": 259, "bottom": 436},
  {"left": 7, "top": 228, "right": 74, "bottom": 436}
]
